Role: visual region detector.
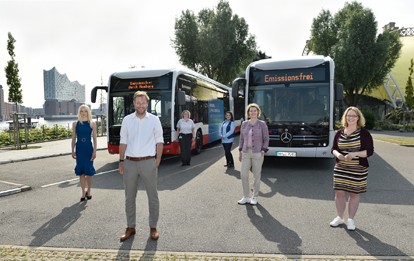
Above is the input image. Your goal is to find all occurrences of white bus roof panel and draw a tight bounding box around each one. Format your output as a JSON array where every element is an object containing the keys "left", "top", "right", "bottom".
[
  {"left": 110, "top": 67, "right": 230, "bottom": 89},
  {"left": 112, "top": 68, "right": 178, "bottom": 79},
  {"left": 249, "top": 56, "right": 332, "bottom": 70}
]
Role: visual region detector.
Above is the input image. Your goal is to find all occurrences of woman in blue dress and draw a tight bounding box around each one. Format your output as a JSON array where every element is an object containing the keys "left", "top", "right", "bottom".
[{"left": 71, "top": 105, "right": 97, "bottom": 202}]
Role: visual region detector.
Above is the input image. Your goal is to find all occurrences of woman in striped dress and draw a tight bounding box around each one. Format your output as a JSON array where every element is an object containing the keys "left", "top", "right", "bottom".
[{"left": 329, "top": 107, "right": 374, "bottom": 231}]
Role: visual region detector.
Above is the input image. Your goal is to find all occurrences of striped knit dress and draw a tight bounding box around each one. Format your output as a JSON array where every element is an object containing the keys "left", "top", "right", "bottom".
[{"left": 333, "top": 129, "right": 368, "bottom": 193}]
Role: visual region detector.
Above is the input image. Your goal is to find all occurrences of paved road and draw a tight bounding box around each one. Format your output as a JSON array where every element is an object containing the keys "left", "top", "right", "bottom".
[
  {"left": 0, "top": 137, "right": 109, "bottom": 195},
  {"left": 0, "top": 131, "right": 413, "bottom": 260}
]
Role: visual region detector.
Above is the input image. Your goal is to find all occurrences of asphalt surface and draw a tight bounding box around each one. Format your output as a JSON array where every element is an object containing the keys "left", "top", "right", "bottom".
[
  {"left": 0, "top": 131, "right": 413, "bottom": 260},
  {"left": 0, "top": 136, "right": 109, "bottom": 197}
]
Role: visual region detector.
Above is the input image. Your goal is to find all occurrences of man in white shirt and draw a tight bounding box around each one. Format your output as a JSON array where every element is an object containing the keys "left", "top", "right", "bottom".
[{"left": 118, "top": 91, "right": 164, "bottom": 242}]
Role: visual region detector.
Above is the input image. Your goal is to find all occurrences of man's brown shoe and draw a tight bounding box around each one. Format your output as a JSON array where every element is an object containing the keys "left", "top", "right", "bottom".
[
  {"left": 120, "top": 227, "right": 136, "bottom": 242},
  {"left": 150, "top": 228, "right": 159, "bottom": 240}
]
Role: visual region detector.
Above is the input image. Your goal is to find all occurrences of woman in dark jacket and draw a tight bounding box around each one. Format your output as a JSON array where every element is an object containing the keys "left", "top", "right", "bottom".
[
  {"left": 329, "top": 106, "right": 374, "bottom": 231},
  {"left": 220, "top": 111, "right": 236, "bottom": 168}
]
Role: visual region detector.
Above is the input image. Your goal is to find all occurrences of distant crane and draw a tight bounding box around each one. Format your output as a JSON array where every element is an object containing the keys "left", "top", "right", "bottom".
[{"left": 383, "top": 23, "right": 412, "bottom": 108}]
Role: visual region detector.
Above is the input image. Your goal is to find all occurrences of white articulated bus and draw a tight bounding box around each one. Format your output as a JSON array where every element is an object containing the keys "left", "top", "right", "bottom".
[
  {"left": 232, "top": 56, "right": 343, "bottom": 158},
  {"left": 91, "top": 67, "right": 244, "bottom": 155}
]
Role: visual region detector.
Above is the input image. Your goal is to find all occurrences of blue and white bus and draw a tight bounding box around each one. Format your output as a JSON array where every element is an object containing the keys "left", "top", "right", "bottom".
[
  {"left": 232, "top": 56, "right": 343, "bottom": 158},
  {"left": 91, "top": 67, "right": 243, "bottom": 155}
]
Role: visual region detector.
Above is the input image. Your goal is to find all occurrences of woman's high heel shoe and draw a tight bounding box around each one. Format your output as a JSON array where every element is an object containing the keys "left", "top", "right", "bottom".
[
  {"left": 80, "top": 196, "right": 86, "bottom": 202},
  {"left": 86, "top": 192, "right": 92, "bottom": 200}
]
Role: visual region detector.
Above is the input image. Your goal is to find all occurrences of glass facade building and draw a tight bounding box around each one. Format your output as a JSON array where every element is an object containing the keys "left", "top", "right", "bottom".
[{"left": 44, "top": 67, "right": 85, "bottom": 102}]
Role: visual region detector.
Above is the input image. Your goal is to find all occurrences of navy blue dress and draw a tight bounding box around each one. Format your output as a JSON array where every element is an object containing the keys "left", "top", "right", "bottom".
[{"left": 74, "top": 121, "right": 95, "bottom": 176}]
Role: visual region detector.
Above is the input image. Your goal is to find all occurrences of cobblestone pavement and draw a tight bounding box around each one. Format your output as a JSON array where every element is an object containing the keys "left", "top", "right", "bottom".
[{"left": 1, "top": 245, "right": 411, "bottom": 261}]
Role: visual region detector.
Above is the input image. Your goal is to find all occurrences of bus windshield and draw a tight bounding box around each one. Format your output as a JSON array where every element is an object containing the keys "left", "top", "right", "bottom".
[
  {"left": 236, "top": 56, "right": 342, "bottom": 158},
  {"left": 249, "top": 82, "right": 330, "bottom": 125},
  {"left": 107, "top": 74, "right": 173, "bottom": 146},
  {"left": 109, "top": 91, "right": 172, "bottom": 128}
]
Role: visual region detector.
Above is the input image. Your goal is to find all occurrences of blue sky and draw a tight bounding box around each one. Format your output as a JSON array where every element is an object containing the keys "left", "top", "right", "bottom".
[{"left": 0, "top": 0, "right": 412, "bottom": 108}]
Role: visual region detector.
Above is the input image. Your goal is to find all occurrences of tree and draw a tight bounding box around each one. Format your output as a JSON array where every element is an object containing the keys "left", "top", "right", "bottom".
[
  {"left": 253, "top": 50, "right": 271, "bottom": 62},
  {"left": 308, "top": 10, "right": 337, "bottom": 57},
  {"left": 405, "top": 58, "right": 414, "bottom": 109},
  {"left": 172, "top": 0, "right": 257, "bottom": 85},
  {"left": 5, "top": 32, "right": 23, "bottom": 112},
  {"left": 308, "top": 1, "right": 402, "bottom": 106}
]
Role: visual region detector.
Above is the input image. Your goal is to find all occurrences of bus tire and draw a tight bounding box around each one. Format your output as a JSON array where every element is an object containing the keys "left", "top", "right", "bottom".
[{"left": 194, "top": 130, "right": 202, "bottom": 155}]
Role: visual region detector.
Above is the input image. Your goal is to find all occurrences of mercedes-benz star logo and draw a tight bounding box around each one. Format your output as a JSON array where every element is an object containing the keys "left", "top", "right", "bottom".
[{"left": 280, "top": 130, "right": 293, "bottom": 143}]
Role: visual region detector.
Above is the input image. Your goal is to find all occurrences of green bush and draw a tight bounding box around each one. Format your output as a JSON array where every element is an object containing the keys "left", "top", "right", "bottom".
[
  {"left": 374, "top": 120, "right": 414, "bottom": 132},
  {"left": 0, "top": 125, "right": 72, "bottom": 147},
  {"left": 385, "top": 108, "right": 403, "bottom": 124},
  {"left": 375, "top": 120, "right": 400, "bottom": 130},
  {"left": 0, "top": 131, "right": 13, "bottom": 146},
  {"left": 362, "top": 110, "right": 375, "bottom": 130}
]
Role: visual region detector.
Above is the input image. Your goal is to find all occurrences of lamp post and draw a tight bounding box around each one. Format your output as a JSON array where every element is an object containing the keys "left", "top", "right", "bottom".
[{"left": 395, "top": 98, "right": 406, "bottom": 132}]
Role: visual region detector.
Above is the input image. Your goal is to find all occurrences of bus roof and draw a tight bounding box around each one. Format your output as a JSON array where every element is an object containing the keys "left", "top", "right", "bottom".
[
  {"left": 248, "top": 55, "right": 333, "bottom": 71},
  {"left": 111, "top": 67, "right": 177, "bottom": 79},
  {"left": 110, "top": 66, "right": 230, "bottom": 89}
]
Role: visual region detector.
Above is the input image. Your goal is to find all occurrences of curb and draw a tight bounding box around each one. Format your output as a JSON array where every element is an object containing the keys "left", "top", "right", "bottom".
[
  {"left": 0, "top": 153, "right": 71, "bottom": 165},
  {"left": 1, "top": 245, "right": 413, "bottom": 260},
  {"left": 0, "top": 147, "right": 107, "bottom": 165},
  {"left": 0, "top": 182, "right": 31, "bottom": 197}
]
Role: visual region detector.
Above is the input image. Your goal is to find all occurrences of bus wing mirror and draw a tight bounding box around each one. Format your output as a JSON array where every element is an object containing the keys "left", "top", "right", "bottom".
[
  {"left": 91, "top": 86, "right": 108, "bottom": 103},
  {"left": 232, "top": 78, "right": 246, "bottom": 98},
  {"left": 177, "top": 90, "right": 186, "bottom": 106},
  {"left": 335, "top": 83, "right": 343, "bottom": 101}
]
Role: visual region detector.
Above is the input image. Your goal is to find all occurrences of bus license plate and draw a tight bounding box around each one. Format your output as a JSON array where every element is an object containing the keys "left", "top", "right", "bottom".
[{"left": 276, "top": 151, "right": 297, "bottom": 157}]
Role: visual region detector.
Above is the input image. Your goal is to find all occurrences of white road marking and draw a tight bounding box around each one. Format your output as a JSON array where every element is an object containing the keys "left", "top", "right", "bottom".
[
  {"left": 41, "top": 169, "right": 116, "bottom": 188},
  {"left": 41, "top": 144, "right": 224, "bottom": 188}
]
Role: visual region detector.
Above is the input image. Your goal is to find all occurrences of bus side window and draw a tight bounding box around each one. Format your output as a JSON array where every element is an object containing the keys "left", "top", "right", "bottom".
[{"left": 192, "top": 109, "right": 198, "bottom": 123}]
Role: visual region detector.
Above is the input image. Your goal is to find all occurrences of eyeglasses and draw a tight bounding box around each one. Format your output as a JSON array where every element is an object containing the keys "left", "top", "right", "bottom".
[{"left": 346, "top": 115, "right": 359, "bottom": 118}]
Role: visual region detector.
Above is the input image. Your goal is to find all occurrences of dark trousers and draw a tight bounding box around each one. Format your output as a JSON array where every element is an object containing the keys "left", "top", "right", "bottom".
[
  {"left": 179, "top": 133, "right": 192, "bottom": 165},
  {"left": 222, "top": 142, "right": 234, "bottom": 165}
]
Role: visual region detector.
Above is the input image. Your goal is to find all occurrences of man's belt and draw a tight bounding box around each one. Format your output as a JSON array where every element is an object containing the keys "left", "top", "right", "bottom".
[{"left": 126, "top": 156, "right": 155, "bottom": 161}]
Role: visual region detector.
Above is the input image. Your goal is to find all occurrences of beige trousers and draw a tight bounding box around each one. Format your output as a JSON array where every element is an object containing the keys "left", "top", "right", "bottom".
[
  {"left": 123, "top": 158, "right": 159, "bottom": 228},
  {"left": 240, "top": 149, "right": 264, "bottom": 198}
]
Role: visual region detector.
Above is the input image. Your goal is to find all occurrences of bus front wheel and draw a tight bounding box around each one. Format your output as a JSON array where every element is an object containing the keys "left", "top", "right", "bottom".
[{"left": 194, "top": 131, "right": 202, "bottom": 155}]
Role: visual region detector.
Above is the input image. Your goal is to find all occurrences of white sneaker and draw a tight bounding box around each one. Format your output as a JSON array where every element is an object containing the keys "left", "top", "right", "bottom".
[
  {"left": 347, "top": 218, "right": 356, "bottom": 231},
  {"left": 329, "top": 216, "right": 344, "bottom": 227},
  {"left": 250, "top": 197, "right": 258, "bottom": 205},
  {"left": 238, "top": 197, "right": 250, "bottom": 205}
]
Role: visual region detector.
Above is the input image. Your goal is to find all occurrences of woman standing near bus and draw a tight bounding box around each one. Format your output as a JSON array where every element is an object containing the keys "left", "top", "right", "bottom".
[
  {"left": 330, "top": 106, "right": 374, "bottom": 231},
  {"left": 71, "top": 105, "right": 97, "bottom": 202},
  {"left": 238, "top": 103, "right": 269, "bottom": 205},
  {"left": 220, "top": 111, "right": 235, "bottom": 168},
  {"left": 176, "top": 110, "right": 195, "bottom": 166}
]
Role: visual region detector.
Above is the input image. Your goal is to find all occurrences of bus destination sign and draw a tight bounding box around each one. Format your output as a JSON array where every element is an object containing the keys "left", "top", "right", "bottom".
[
  {"left": 252, "top": 67, "right": 327, "bottom": 85},
  {"left": 111, "top": 74, "right": 170, "bottom": 92},
  {"left": 128, "top": 80, "right": 154, "bottom": 90}
]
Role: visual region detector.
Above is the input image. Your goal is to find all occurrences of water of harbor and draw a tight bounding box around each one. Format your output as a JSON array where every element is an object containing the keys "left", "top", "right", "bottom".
[{"left": 0, "top": 117, "right": 77, "bottom": 131}]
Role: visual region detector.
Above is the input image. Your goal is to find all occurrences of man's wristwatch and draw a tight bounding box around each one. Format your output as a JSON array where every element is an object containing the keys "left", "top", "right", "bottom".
[{"left": 119, "top": 159, "right": 124, "bottom": 162}]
